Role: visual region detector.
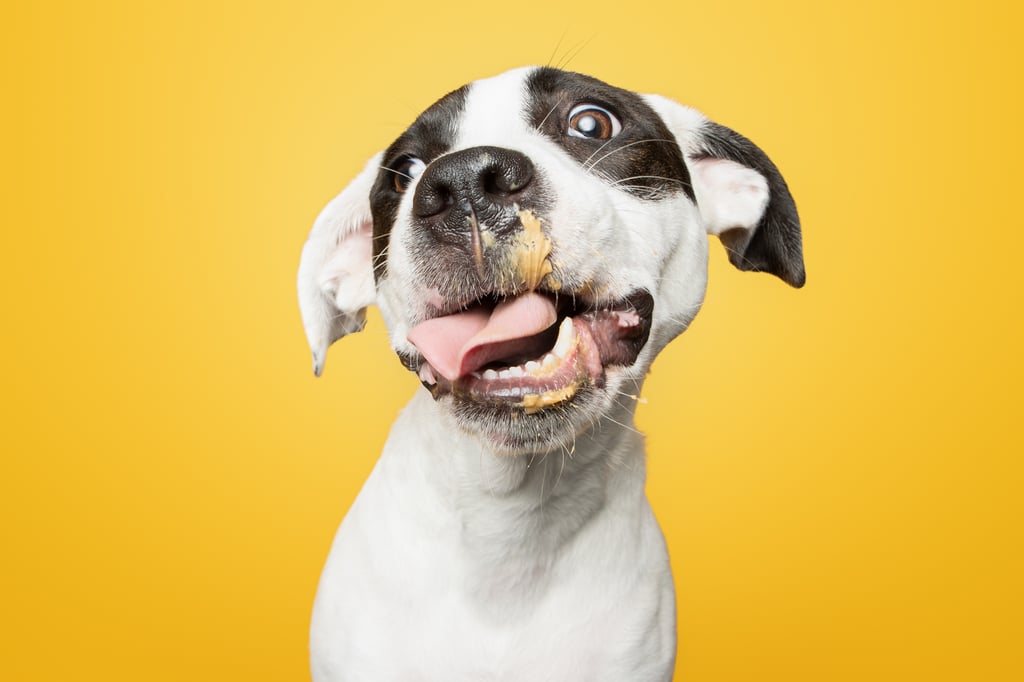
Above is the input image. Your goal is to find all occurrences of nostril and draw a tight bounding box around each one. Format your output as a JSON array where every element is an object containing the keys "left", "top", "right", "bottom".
[
  {"left": 486, "top": 161, "right": 533, "bottom": 197},
  {"left": 483, "top": 170, "right": 504, "bottom": 196},
  {"left": 414, "top": 180, "right": 453, "bottom": 219}
]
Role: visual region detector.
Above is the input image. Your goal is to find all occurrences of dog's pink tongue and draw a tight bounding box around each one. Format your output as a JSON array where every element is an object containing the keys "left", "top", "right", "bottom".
[{"left": 407, "top": 293, "right": 558, "bottom": 381}]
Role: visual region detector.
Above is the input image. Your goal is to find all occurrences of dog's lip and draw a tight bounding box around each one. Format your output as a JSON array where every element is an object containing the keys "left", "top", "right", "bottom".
[{"left": 403, "top": 289, "right": 653, "bottom": 410}]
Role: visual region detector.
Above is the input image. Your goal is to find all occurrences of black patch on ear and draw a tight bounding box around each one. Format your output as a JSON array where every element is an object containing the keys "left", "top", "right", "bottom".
[
  {"left": 693, "top": 122, "right": 805, "bottom": 288},
  {"left": 524, "top": 67, "right": 694, "bottom": 202},
  {"left": 369, "top": 85, "right": 470, "bottom": 279}
]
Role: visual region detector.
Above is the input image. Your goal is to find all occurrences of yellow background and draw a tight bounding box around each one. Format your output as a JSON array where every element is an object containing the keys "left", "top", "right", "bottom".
[{"left": 3, "top": 1, "right": 1021, "bottom": 680}]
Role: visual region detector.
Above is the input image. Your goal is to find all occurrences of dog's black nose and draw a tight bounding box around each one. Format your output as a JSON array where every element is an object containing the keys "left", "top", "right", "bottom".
[{"left": 413, "top": 146, "right": 536, "bottom": 240}]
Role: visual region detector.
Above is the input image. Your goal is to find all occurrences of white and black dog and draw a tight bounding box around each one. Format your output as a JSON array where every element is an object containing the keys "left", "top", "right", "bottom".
[{"left": 298, "top": 66, "right": 803, "bottom": 681}]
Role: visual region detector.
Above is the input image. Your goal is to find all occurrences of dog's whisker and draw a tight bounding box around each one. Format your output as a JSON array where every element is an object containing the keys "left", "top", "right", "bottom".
[
  {"left": 546, "top": 30, "right": 568, "bottom": 68},
  {"left": 378, "top": 165, "right": 412, "bottom": 181},
  {"left": 536, "top": 93, "right": 568, "bottom": 131},
  {"left": 553, "top": 444, "right": 568, "bottom": 493},
  {"left": 615, "top": 390, "right": 649, "bottom": 405},
  {"left": 608, "top": 175, "right": 690, "bottom": 188},
  {"left": 597, "top": 411, "right": 644, "bottom": 437},
  {"left": 539, "top": 448, "right": 551, "bottom": 502},
  {"left": 582, "top": 135, "right": 621, "bottom": 168},
  {"left": 586, "top": 138, "right": 678, "bottom": 172},
  {"left": 555, "top": 34, "right": 595, "bottom": 70},
  {"left": 610, "top": 186, "right": 677, "bottom": 201}
]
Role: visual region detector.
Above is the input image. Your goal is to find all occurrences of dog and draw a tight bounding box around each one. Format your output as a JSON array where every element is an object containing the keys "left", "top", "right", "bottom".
[{"left": 297, "top": 66, "right": 804, "bottom": 681}]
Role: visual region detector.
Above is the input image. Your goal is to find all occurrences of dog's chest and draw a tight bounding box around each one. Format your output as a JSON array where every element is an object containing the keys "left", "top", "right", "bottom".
[
  {"left": 314, "top": 571, "right": 667, "bottom": 681},
  {"left": 311, "top": 510, "right": 675, "bottom": 682},
  {"left": 309, "top": 398, "right": 676, "bottom": 681}
]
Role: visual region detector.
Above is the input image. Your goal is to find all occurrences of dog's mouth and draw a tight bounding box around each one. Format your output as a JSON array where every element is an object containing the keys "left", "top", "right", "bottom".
[{"left": 404, "top": 290, "right": 653, "bottom": 412}]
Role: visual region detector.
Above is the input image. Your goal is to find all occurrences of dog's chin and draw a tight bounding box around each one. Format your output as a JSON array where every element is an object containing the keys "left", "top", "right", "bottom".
[
  {"left": 435, "top": 374, "right": 636, "bottom": 456},
  {"left": 442, "top": 383, "right": 605, "bottom": 456}
]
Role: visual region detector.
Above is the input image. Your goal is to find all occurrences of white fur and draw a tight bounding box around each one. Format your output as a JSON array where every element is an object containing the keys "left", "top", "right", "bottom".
[
  {"left": 299, "top": 68, "right": 781, "bottom": 681},
  {"left": 298, "top": 152, "right": 381, "bottom": 376},
  {"left": 310, "top": 391, "right": 675, "bottom": 681}
]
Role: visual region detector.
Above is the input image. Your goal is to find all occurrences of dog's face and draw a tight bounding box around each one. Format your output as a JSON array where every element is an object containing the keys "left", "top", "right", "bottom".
[{"left": 299, "top": 67, "right": 804, "bottom": 455}]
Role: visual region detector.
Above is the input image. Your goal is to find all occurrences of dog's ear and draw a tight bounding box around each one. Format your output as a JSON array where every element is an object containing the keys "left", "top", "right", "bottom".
[
  {"left": 297, "top": 153, "right": 382, "bottom": 376},
  {"left": 644, "top": 95, "right": 805, "bottom": 287}
]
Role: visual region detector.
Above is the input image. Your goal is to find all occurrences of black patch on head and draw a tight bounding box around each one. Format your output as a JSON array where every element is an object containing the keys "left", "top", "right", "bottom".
[
  {"left": 524, "top": 67, "right": 694, "bottom": 202},
  {"left": 369, "top": 85, "right": 470, "bottom": 278},
  {"left": 693, "top": 122, "right": 805, "bottom": 288}
]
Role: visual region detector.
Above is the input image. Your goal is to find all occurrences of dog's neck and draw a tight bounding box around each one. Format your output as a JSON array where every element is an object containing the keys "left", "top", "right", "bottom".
[{"left": 380, "top": 389, "right": 649, "bottom": 613}]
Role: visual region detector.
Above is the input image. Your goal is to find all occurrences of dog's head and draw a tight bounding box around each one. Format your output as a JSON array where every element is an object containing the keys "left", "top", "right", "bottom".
[{"left": 298, "top": 67, "right": 803, "bottom": 454}]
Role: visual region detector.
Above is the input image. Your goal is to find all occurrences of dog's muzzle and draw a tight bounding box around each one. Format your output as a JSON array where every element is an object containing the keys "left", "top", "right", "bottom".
[{"left": 398, "top": 145, "right": 654, "bottom": 414}]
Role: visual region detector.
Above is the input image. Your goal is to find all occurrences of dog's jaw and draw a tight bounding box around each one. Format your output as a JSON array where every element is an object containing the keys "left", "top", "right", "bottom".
[
  {"left": 378, "top": 271, "right": 689, "bottom": 457},
  {"left": 404, "top": 289, "right": 657, "bottom": 455}
]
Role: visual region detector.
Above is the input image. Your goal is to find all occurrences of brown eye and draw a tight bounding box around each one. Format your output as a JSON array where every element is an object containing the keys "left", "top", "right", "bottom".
[
  {"left": 391, "top": 156, "right": 426, "bottom": 193},
  {"left": 567, "top": 104, "right": 622, "bottom": 140}
]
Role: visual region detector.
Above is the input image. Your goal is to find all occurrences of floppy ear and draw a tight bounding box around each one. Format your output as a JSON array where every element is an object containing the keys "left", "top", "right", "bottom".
[
  {"left": 297, "top": 153, "right": 382, "bottom": 376},
  {"left": 644, "top": 95, "right": 805, "bottom": 287}
]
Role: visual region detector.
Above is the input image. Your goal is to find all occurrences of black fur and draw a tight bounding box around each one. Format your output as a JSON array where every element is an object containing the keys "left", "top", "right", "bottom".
[
  {"left": 369, "top": 85, "right": 470, "bottom": 278},
  {"left": 525, "top": 67, "right": 695, "bottom": 202},
  {"left": 692, "top": 122, "right": 805, "bottom": 287}
]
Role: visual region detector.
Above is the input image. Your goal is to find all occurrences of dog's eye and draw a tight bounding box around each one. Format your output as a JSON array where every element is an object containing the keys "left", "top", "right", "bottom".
[
  {"left": 392, "top": 157, "right": 426, "bottom": 193},
  {"left": 567, "top": 104, "right": 621, "bottom": 140}
]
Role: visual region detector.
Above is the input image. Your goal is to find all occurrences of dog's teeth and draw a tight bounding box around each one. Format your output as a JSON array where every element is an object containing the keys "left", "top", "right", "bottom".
[
  {"left": 498, "top": 369, "right": 512, "bottom": 380},
  {"left": 507, "top": 366, "right": 525, "bottom": 379},
  {"left": 541, "top": 354, "right": 557, "bottom": 371},
  {"left": 525, "top": 360, "right": 541, "bottom": 374},
  {"left": 483, "top": 369, "right": 499, "bottom": 380},
  {"left": 614, "top": 310, "right": 641, "bottom": 328},
  {"left": 552, "top": 317, "right": 576, "bottom": 358},
  {"left": 418, "top": 364, "right": 437, "bottom": 386}
]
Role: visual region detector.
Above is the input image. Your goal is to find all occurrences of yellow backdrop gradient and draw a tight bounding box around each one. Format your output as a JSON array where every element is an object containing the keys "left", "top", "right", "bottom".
[{"left": 3, "top": 1, "right": 1021, "bottom": 680}]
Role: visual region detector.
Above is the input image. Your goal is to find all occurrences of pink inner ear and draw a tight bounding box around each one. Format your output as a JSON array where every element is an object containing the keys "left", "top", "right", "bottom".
[
  {"left": 321, "top": 221, "right": 375, "bottom": 314},
  {"left": 299, "top": 151, "right": 386, "bottom": 376},
  {"left": 691, "top": 156, "right": 770, "bottom": 236}
]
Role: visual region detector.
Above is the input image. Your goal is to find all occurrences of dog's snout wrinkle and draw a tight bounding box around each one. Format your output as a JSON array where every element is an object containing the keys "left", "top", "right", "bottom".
[{"left": 466, "top": 208, "right": 487, "bottom": 279}]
